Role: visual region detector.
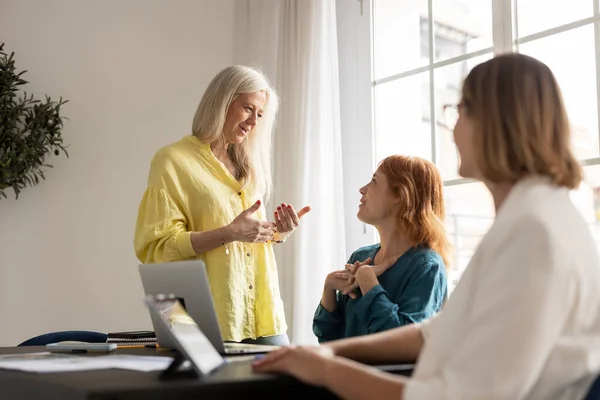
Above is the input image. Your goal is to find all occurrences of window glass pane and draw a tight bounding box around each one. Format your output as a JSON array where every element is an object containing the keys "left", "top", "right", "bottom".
[
  {"left": 374, "top": 72, "right": 431, "bottom": 164},
  {"left": 519, "top": 27, "right": 599, "bottom": 160},
  {"left": 373, "top": 0, "right": 429, "bottom": 80},
  {"left": 516, "top": 0, "right": 592, "bottom": 38},
  {"left": 433, "top": 0, "right": 493, "bottom": 62},
  {"left": 434, "top": 54, "right": 493, "bottom": 180},
  {"left": 444, "top": 182, "right": 495, "bottom": 291}
]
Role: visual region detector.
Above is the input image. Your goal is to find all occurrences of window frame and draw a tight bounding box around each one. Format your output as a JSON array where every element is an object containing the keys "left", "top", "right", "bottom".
[{"left": 337, "top": 0, "right": 600, "bottom": 259}]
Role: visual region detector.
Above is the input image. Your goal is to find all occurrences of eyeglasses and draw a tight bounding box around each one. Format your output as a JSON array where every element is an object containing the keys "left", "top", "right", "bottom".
[{"left": 441, "top": 104, "right": 459, "bottom": 130}]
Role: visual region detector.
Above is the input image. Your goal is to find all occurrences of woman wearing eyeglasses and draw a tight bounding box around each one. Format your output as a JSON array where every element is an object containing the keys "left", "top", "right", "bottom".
[{"left": 253, "top": 53, "right": 600, "bottom": 399}]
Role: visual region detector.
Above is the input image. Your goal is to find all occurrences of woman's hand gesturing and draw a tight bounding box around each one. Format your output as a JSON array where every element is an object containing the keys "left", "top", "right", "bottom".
[
  {"left": 228, "top": 200, "right": 276, "bottom": 243},
  {"left": 273, "top": 203, "right": 311, "bottom": 242}
]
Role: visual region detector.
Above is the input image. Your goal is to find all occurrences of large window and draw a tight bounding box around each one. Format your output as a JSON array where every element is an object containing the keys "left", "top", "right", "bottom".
[{"left": 367, "top": 0, "right": 600, "bottom": 288}]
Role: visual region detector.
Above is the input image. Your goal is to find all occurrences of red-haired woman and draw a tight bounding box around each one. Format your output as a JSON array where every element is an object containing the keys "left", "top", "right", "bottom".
[{"left": 313, "top": 155, "right": 450, "bottom": 342}]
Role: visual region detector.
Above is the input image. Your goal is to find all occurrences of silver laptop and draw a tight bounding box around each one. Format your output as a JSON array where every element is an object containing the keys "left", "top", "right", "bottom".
[{"left": 138, "top": 260, "right": 280, "bottom": 355}]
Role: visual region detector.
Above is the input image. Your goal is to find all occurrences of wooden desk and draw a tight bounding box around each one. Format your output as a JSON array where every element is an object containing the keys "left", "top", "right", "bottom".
[{"left": 0, "top": 346, "right": 414, "bottom": 399}]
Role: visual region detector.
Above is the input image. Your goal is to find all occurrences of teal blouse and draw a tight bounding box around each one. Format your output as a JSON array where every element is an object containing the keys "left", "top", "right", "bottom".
[{"left": 313, "top": 244, "right": 447, "bottom": 342}]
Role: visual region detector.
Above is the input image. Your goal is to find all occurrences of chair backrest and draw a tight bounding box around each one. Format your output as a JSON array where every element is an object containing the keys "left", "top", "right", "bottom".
[
  {"left": 18, "top": 330, "right": 107, "bottom": 346},
  {"left": 585, "top": 375, "right": 600, "bottom": 400}
]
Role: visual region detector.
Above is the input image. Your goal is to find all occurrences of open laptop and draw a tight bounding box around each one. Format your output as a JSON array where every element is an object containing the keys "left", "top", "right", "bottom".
[{"left": 138, "top": 260, "right": 280, "bottom": 355}]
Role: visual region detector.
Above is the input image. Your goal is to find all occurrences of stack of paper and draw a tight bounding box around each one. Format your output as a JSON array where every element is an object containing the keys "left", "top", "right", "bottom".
[{"left": 0, "top": 352, "right": 173, "bottom": 373}]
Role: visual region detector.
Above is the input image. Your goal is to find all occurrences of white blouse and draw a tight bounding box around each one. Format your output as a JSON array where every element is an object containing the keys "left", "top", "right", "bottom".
[{"left": 405, "top": 177, "right": 600, "bottom": 400}]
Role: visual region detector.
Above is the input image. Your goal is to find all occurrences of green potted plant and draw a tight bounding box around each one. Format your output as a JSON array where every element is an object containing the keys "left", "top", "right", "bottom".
[{"left": 0, "top": 41, "right": 69, "bottom": 199}]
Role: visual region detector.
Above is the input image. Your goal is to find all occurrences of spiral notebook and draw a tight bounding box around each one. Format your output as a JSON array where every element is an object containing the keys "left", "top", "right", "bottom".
[{"left": 106, "top": 331, "right": 157, "bottom": 347}]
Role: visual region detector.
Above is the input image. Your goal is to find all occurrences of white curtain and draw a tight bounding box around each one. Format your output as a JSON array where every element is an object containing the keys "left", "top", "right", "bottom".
[{"left": 234, "top": 0, "right": 346, "bottom": 344}]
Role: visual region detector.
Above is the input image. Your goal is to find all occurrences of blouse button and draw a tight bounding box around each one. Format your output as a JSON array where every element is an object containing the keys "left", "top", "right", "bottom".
[
  {"left": 249, "top": 285, "right": 253, "bottom": 289},
  {"left": 246, "top": 253, "right": 251, "bottom": 257},
  {"left": 238, "top": 191, "right": 242, "bottom": 195}
]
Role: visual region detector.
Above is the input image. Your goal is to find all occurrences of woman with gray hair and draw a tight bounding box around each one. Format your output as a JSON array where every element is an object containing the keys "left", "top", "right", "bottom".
[{"left": 134, "top": 65, "right": 309, "bottom": 346}]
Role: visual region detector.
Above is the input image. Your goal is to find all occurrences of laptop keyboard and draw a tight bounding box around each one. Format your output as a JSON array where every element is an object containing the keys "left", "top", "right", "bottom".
[{"left": 224, "top": 342, "right": 280, "bottom": 354}]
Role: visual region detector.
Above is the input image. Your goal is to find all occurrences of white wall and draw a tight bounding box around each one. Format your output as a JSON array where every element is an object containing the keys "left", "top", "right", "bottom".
[{"left": 0, "top": 0, "right": 235, "bottom": 346}]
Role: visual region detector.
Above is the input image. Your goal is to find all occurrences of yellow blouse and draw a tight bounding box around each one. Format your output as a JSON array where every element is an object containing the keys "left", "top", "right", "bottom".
[{"left": 134, "top": 135, "right": 287, "bottom": 342}]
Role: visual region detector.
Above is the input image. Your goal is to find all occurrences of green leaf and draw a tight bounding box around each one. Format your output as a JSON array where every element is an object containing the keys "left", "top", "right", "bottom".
[{"left": 0, "top": 41, "right": 69, "bottom": 200}]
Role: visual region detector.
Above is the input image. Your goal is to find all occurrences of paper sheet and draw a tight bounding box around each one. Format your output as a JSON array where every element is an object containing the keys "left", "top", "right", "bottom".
[{"left": 0, "top": 352, "right": 173, "bottom": 373}]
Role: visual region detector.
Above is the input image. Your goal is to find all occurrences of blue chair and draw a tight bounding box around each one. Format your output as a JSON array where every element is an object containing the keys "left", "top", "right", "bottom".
[
  {"left": 18, "top": 330, "right": 107, "bottom": 346},
  {"left": 585, "top": 375, "right": 600, "bottom": 400}
]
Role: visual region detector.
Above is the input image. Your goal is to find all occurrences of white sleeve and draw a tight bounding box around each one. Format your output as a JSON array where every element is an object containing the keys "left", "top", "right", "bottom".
[
  {"left": 404, "top": 218, "right": 577, "bottom": 400},
  {"left": 416, "top": 313, "right": 436, "bottom": 342}
]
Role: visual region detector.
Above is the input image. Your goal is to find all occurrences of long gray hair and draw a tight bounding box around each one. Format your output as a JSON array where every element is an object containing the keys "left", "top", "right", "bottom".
[{"left": 191, "top": 65, "right": 279, "bottom": 200}]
